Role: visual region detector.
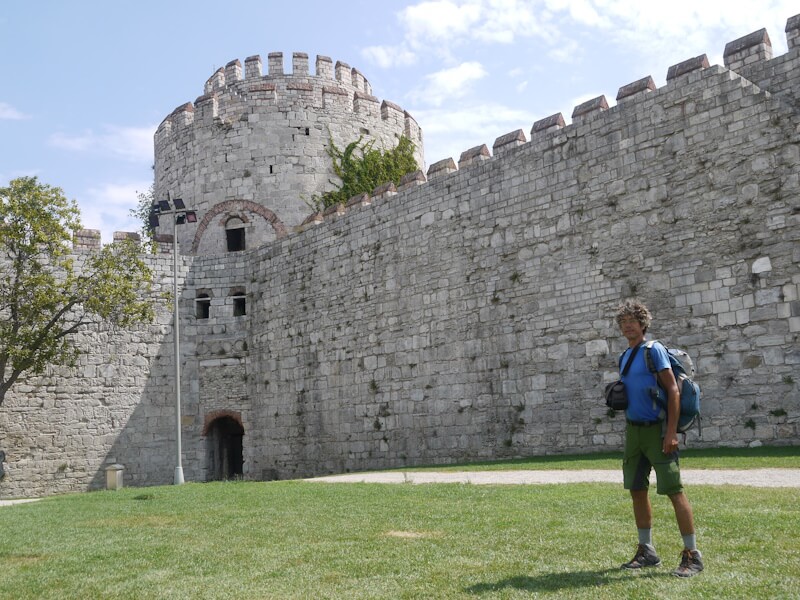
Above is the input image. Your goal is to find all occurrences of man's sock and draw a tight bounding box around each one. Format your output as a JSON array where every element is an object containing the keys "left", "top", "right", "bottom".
[
  {"left": 682, "top": 533, "right": 697, "bottom": 552},
  {"left": 638, "top": 528, "right": 653, "bottom": 547}
]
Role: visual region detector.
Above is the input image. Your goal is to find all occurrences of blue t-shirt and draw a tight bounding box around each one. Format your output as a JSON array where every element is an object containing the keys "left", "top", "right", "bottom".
[{"left": 620, "top": 341, "right": 670, "bottom": 422}]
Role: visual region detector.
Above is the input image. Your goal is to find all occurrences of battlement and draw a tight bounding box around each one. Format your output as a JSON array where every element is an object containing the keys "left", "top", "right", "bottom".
[
  {"left": 292, "top": 13, "right": 800, "bottom": 233},
  {"left": 73, "top": 229, "right": 142, "bottom": 251},
  {"left": 155, "top": 52, "right": 419, "bottom": 142}
]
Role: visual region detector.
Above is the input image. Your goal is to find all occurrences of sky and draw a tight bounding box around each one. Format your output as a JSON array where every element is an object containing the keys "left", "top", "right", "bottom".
[{"left": 1, "top": 0, "right": 797, "bottom": 243}]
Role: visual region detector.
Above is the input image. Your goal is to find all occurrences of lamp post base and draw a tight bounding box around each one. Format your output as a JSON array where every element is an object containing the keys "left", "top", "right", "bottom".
[{"left": 174, "top": 466, "right": 185, "bottom": 485}]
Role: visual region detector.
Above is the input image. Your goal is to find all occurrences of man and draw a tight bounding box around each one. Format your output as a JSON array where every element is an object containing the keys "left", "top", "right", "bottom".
[{"left": 615, "top": 299, "right": 703, "bottom": 577}]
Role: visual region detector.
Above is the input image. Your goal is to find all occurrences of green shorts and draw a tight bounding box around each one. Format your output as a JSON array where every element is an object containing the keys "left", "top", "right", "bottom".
[{"left": 623, "top": 421, "right": 683, "bottom": 496}]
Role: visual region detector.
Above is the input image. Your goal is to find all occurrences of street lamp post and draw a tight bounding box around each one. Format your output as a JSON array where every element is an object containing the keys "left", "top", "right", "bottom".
[{"left": 149, "top": 197, "right": 197, "bottom": 485}]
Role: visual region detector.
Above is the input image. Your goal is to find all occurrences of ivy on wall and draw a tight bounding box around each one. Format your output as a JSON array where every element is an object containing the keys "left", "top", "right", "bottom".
[{"left": 311, "top": 135, "right": 418, "bottom": 211}]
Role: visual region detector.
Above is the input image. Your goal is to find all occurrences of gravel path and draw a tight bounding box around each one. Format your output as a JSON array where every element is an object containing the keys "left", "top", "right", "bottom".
[
  {"left": 307, "top": 468, "right": 800, "bottom": 487},
  {"left": 2, "top": 468, "right": 797, "bottom": 506}
]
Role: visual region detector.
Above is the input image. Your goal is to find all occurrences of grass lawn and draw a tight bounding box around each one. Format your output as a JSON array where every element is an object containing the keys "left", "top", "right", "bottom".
[{"left": 0, "top": 448, "right": 798, "bottom": 599}]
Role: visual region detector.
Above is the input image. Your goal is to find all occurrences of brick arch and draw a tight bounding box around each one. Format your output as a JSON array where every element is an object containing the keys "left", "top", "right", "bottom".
[
  {"left": 201, "top": 409, "right": 244, "bottom": 436},
  {"left": 191, "top": 200, "right": 287, "bottom": 253}
]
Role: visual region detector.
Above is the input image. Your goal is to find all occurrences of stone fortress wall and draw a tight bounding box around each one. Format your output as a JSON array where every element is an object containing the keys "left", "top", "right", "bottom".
[
  {"left": 154, "top": 52, "right": 423, "bottom": 256},
  {"left": 1, "top": 17, "right": 799, "bottom": 498}
]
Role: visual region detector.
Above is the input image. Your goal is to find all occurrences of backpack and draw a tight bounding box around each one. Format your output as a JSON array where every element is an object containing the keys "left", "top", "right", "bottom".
[{"left": 643, "top": 340, "right": 702, "bottom": 435}]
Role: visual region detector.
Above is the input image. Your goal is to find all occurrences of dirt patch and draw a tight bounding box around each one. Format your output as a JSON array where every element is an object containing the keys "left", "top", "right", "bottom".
[{"left": 384, "top": 530, "right": 443, "bottom": 539}]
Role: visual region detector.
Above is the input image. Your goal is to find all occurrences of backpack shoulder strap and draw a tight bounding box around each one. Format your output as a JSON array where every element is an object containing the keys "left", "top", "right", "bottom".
[{"left": 643, "top": 340, "right": 659, "bottom": 373}]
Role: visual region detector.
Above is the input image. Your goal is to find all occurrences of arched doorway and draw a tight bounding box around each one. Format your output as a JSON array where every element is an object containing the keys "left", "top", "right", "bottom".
[{"left": 205, "top": 416, "right": 244, "bottom": 480}]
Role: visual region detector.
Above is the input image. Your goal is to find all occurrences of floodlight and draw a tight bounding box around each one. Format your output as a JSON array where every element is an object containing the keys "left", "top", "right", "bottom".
[
  {"left": 173, "top": 198, "right": 186, "bottom": 210},
  {"left": 148, "top": 213, "right": 160, "bottom": 229},
  {"left": 158, "top": 200, "right": 171, "bottom": 212},
  {"left": 185, "top": 211, "right": 198, "bottom": 223}
]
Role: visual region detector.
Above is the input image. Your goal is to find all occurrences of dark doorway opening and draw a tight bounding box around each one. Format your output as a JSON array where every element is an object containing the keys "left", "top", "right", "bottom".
[{"left": 206, "top": 417, "right": 244, "bottom": 480}]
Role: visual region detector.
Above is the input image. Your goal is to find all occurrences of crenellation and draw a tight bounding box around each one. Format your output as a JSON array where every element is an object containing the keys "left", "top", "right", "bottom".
[
  {"left": 398, "top": 170, "right": 426, "bottom": 191},
  {"left": 531, "top": 113, "right": 565, "bottom": 137},
  {"left": 666, "top": 54, "right": 710, "bottom": 81},
  {"left": 194, "top": 94, "right": 218, "bottom": 124},
  {"left": 316, "top": 55, "right": 333, "bottom": 79},
  {"left": 351, "top": 67, "right": 366, "bottom": 91},
  {"left": 572, "top": 95, "right": 609, "bottom": 123},
  {"left": 371, "top": 182, "right": 397, "bottom": 200},
  {"left": 205, "top": 68, "right": 225, "bottom": 94},
  {"left": 404, "top": 112, "right": 422, "bottom": 144},
  {"left": 787, "top": 14, "right": 800, "bottom": 49},
  {"left": 268, "top": 52, "right": 284, "bottom": 75},
  {"left": 113, "top": 232, "right": 141, "bottom": 243},
  {"left": 73, "top": 229, "right": 101, "bottom": 251},
  {"left": 244, "top": 55, "right": 262, "bottom": 79},
  {"left": 225, "top": 59, "right": 243, "bottom": 84},
  {"left": 169, "top": 102, "right": 195, "bottom": 128},
  {"left": 724, "top": 29, "right": 772, "bottom": 72},
  {"left": 334, "top": 60, "right": 350, "bottom": 83},
  {"left": 322, "top": 202, "right": 346, "bottom": 218},
  {"left": 346, "top": 192, "right": 371, "bottom": 208},
  {"left": 380, "top": 100, "right": 404, "bottom": 127},
  {"left": 458, "top": 144, "right": 491, "bottom": 168},
  {"left": 493, "top": 129, "right": 527, "bottom": 155},
  {"left": 428, "top": 157, "right": 457, "bottom": 179},
  {"left": 292, "top": 52, "right": 309, "bottom": 75},
  {"left": 616, "top": 76, "right": 656, "bottom": 103}
]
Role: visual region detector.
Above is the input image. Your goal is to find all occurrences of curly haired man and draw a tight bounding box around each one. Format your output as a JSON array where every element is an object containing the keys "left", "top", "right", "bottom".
[{"left": 615, "top": 299, "right": 703, "bottom": 577}]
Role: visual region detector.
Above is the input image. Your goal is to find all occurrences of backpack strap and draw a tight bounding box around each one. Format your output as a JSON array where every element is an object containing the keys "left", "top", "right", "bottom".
[{"left": 619, "top": 343, "right": 642, "bottom": 377}]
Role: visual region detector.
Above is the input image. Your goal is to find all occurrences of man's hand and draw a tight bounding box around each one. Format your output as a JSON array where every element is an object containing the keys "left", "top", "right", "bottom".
[{"left": 663, "top": 433, "right": 679, "bottom": 455}]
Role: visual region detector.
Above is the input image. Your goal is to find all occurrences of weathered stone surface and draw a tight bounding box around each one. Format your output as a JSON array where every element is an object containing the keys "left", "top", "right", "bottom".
[{"left": 1, "top": 23, "right": 800, "bottom": 499}]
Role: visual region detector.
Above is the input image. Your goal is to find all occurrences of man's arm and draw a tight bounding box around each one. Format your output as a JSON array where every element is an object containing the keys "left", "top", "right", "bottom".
[{"left": 657, "top": 367, "right": 681, "bottom": 454}]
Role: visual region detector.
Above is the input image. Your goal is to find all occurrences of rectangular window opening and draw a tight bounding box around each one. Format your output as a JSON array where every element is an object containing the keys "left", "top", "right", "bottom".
[
  {"left": 233, "top": 296, "right": 247, "bottom": 317},
  {"left": 196, "top": 298, "right": 211, "bottom": 319},
  {"left": 226, "top": 228, "right": 245, "bottom": 252}
]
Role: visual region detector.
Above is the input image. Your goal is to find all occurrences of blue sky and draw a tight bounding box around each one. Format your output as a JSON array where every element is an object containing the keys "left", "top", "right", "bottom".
[{"left": 1, "top": 1, "right": 797, "bottom": 243}]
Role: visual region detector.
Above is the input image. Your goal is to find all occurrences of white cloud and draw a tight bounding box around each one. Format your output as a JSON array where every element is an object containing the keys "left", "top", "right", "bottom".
[
  {"left": 0, "top": 102, "right": 30, "bottom": 120},
  {"left": 362, "top": 44, "right": 418, "bottom": 68},
  {"left": 49, "top": 124, "right": 156, "bottom": 164},
  {"left": 384, "top": 0, "right": 796, "bottom": 70},
  {"left": 409, "top": 62, "right": 489, "bottom": 106},
  {"left": 400, "top": 0, "right": 483, "bottom": 43},
  {"left": 80, "top": 181, "right": 151, "bottom": 243},
  {"left": 413, "top": 101, "right": 538, "bottom": 165}
]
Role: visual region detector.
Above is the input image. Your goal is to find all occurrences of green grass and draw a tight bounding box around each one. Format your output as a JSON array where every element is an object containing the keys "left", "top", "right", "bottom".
[
  {"left": 1, "top": 470, "right": 799, "bottom": 599},
  {"left": 393, "top": 444, "right": 800, "bottom": 472}
]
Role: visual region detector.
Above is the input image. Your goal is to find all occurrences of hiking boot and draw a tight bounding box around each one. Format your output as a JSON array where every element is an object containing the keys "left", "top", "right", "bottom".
[
  {"left": 621, "top": 544, "right": 662, "bottom": 569},
  {"left": 673, "top": 549, "right": 704, "bottom": 577}
]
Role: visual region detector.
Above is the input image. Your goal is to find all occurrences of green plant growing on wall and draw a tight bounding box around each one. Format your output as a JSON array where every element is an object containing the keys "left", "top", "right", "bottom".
[
  {"left": 0, "top": 177, "right": 155, "bottom": 407},
  {"left": 310, "top": 135, "right": 418, "bottom": 211},
  {"left": 129, "top": 182, "right": 158, "bottom": 251}
]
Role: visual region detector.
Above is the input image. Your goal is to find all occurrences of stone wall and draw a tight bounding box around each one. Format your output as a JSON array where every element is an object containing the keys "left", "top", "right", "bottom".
[
  {"left": 1, "top": 20, "right": 799, "bottom": 498},
  {"left": 154, "top": 52, "right": 423, "bottom": 256}
]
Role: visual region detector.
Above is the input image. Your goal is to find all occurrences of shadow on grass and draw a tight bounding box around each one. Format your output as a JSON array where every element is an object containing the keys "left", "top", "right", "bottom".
[{"left": 465, "top": 568, "right": 667, "bottom": 594}]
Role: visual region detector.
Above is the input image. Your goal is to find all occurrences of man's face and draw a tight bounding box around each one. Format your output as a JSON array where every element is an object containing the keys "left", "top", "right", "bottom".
[{"left": 618, "top": 316, "right": 644, "bottom": 342}]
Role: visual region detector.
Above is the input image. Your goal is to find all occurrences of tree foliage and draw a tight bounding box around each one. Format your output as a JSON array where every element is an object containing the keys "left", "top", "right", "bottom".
[
  {"left": 130, "top": 182, "right": 157, "bottom": 250},
  {"left": 0, "top": 177, "right": 155, "bottom": 406},
  {"left": 311, "top": 135, "right": 418, "bottom": 210}
]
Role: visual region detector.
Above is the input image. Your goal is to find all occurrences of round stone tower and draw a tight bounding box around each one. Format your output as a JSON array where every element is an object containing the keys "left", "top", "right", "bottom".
[{"left": 154, "top": 52, "right": 424, "bottom": 255}]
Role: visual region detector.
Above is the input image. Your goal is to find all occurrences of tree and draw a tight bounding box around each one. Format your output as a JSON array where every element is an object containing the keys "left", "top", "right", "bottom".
[
  {"left": 130, "top": 182, "right": 157, "bottom": 250},
  {"left": 0, "top": 176, "right": 155, "bottom": 406},
  {"left": 311, "top": 135, "right": 418, "bottom": 210}
]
